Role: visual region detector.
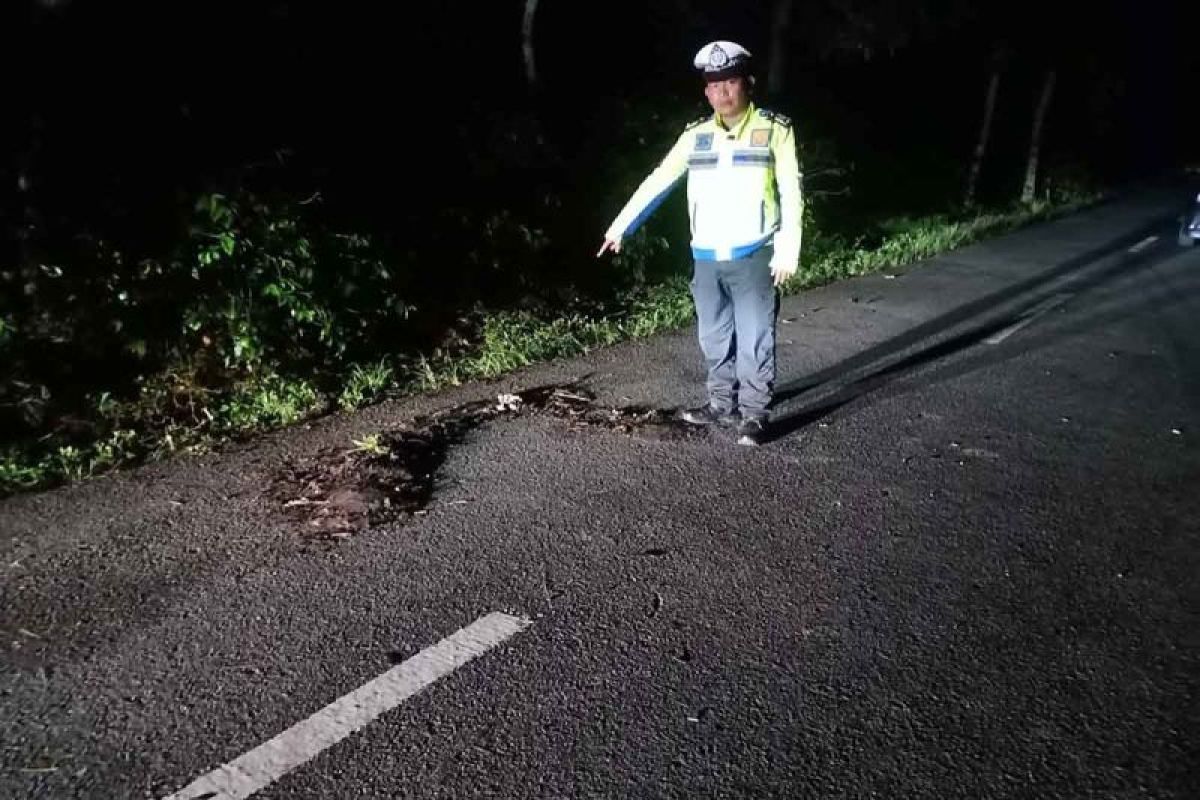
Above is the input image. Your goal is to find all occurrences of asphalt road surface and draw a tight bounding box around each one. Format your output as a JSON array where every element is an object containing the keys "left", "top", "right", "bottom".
[{"left": 3, "top": 183, "right": 1198, "bottom": 799}]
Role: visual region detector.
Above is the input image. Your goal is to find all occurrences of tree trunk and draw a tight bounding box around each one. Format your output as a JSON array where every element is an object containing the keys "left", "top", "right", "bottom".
[
  {"left": 964, "top": 63, "right": 1001, "bottom": 207},
  {"left": 767, "top": 0, "right": 795, "bottom": 98},
  {"left": 1021, "top": 69, "right": 1057, "bottom": 204},
  {"left": 522, "top": 0, "right": 540, "bottom": 91}
]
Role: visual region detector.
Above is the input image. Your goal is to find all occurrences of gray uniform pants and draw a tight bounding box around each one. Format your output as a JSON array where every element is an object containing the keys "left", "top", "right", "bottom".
[{"left": 689, "top": 246, "right": 777, "bottom": 419}]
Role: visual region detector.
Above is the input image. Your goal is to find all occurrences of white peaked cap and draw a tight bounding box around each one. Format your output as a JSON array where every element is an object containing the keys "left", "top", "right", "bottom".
[{"left": 693, "top": 41, "right": 753, "bottom": 81}]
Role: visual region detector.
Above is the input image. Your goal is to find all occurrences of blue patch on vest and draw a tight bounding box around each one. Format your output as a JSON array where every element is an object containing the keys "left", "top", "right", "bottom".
[{"left": 694, "top": 132, "right": 714, "bottom": 152}]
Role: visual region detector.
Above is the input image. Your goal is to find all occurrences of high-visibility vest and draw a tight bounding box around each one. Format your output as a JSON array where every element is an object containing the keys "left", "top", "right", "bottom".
[{"left": 605, "top": 103, "right": 803, "bottom": 268}]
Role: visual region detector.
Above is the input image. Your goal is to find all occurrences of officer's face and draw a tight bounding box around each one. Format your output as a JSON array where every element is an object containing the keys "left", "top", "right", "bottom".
[{"left": 704, "top": 76, "right": 751, "bottom": 121}]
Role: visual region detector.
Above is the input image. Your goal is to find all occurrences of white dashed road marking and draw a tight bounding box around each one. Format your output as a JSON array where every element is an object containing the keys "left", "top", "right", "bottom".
[
  {"left": 164, "top": 611, "right": 531, "bottom": 800},
  {"left": 988, "top": 233, "right": 1162, "bottom": 347},
  {"left": 1127, "top": 235, "right": 1159, "bottom": 253},
  {"left": 985, "top": 293, "right": 1074, "bottom": 345}
]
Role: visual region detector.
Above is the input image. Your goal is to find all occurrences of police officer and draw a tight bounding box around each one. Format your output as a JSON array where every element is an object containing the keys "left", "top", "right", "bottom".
[{"left": 597, "top": 41, "right": 803, "bottom": 446}]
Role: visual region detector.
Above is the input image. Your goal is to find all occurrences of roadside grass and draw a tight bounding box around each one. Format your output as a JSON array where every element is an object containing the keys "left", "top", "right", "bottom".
[
  {"left": 403, "top": 194, "right": 1100, "bottom": 392},
  {"left": 0, "top": 193, "right": 1101, "bottom": 495}
]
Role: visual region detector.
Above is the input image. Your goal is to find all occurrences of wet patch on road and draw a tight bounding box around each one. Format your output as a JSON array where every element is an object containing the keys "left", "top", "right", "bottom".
[{"left": 269, "top": 384, "right": 701, "bottom": 539}]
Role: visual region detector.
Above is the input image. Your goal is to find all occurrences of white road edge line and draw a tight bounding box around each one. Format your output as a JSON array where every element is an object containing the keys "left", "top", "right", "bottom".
[
  {"left": 985, "top": 293, "right": 1074, "bottom": 346},
  {"left": 164, "top": 611, "right": 532, "bottom": 800},
  {"left": 1127, "top": 235, "right": 1159, "bottom": 253}
]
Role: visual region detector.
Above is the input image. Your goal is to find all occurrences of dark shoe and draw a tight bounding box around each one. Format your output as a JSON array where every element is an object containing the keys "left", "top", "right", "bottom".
[
  {"left": 736, "top": 416, "right": 767, "bottom": 446},
  {"left": 682, "top": 404, "right": 739, "bottom": 426}
]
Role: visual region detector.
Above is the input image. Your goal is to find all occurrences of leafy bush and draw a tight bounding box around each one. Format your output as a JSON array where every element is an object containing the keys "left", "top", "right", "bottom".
[{"left": 179, "top": 192, "right": 414, "bottom": 375}]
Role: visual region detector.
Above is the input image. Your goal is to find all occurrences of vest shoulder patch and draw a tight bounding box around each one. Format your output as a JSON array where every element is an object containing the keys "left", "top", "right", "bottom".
[
  {"left": 684, "top": 114, "right": 711, "bottom": 132},
  {"left": 758, "top": 109, "right": 792, "bottom": 128}
]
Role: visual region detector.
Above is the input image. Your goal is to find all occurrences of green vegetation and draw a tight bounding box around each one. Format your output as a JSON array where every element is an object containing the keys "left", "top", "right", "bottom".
[
  {"left": 349, "top": 432, "right": 387, "bottom": 457},
  {"left": 0, "top": 181, "right": 1099, "bottom": 496}
]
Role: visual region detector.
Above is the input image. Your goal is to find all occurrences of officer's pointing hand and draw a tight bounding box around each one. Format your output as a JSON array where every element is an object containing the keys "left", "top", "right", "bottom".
[{"left": 596, "top": 238, "right": 621, "bottom": 257}]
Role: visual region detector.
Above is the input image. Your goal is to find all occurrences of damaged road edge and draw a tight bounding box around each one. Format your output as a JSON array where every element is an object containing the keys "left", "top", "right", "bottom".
[{"left": 268, "top": 383, "right": 702, "bottom": 541}]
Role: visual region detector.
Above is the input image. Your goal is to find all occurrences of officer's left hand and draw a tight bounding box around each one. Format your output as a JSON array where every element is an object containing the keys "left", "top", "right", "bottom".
[{"left": 770, "top": 263, "right": 796, "bottom": 287}]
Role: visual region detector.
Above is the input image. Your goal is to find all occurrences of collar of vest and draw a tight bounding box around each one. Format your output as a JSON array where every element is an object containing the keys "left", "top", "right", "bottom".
[{"left": 697, "top": 103, "right": 759, "bottom": 140}]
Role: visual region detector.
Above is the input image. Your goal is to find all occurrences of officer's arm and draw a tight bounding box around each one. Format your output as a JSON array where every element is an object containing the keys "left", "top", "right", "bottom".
[
  {"left": 603, "top": 131, "right": 691, "bottom": 244},
  {"left": 770, "top": 124, "right": 804, "bottom": 274}
]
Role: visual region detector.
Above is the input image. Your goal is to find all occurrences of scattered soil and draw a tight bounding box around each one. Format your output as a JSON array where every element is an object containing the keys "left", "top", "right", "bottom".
[{"left": 269, "top": 384, "right": 701, "bottom": 539}]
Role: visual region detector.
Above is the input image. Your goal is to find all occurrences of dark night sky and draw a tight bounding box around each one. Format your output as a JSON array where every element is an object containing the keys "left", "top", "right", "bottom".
[{"left": 7, "top": 0, "right": 1198, "bottom": 251}]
